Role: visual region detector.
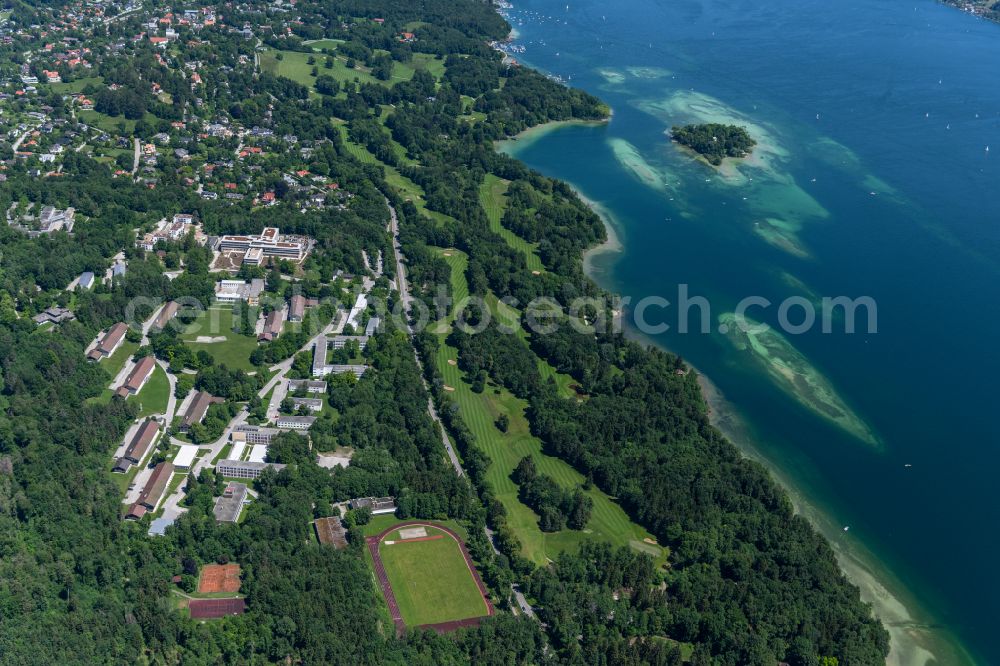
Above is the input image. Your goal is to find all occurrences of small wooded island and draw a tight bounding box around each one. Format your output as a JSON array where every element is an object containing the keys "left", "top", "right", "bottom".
[{"left": 671, "top": 123, "right": 757, "bottom": 165}]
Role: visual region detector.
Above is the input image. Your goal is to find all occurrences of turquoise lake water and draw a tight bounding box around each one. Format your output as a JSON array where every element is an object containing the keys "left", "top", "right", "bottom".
[{"left": 500, "top": 0, "right": 1000, "bottom": 661}]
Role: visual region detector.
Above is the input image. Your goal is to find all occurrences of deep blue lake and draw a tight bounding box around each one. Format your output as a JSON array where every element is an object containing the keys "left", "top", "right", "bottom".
[{"left": 501, "top": 0, "right": 1000, "bottom": 661}]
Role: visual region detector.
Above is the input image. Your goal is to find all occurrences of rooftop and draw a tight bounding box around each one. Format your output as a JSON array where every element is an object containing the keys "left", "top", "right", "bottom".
[{"left": 213, "top": 482, "right": 248, "bottom": 523}]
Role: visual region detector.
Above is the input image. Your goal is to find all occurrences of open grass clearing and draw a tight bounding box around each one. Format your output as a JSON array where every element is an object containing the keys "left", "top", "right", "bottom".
[
  {"left": 135, "top": 364, "right": 170, "bottom": 418},
  {"left": 378, "top": 524, "right": 489, "bottom": 626},
  {"left": 179, "top": 305, "right": 258, "bottom": 371}
]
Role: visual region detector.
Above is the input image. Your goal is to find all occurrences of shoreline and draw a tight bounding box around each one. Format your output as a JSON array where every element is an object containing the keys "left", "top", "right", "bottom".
[
  {"left": 523, "top": 157, "right": 974, "bottom": 665},
  {"left": 695, "top": 374, "right": 975, "bottom": 666},
  {"left": 494, "top": 10, "right": 974, "bottom": 663},
  {"left": 498, "top": 116, "right": 611, "bottom": 153}
]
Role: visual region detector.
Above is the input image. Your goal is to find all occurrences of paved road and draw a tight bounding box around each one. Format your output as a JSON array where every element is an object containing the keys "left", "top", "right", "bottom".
[
  {"left": 172, "top": 309, "right": 343, "bottom": 473},
  {"left": 131, "top": 137, "right": 140, "bottom": 175},
  {"left": 388, "top": 200, "right": 462, "bottom": 473},
  {"left": 387, "top": 199, "right": 536, "bottom": 617},
  {"left": 11, "top": 127, "right": 33, "bottom": 151}
]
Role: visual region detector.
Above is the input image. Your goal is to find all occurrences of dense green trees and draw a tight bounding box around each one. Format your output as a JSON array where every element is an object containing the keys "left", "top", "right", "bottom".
[
  {"left": 512, "top": 456, "right": 592, "bottom": 531},
  {"left": 671, "top": 123, "right": 756, "bottom": 165},
  {"left": 0, "top": 0, "right": 889, "bottom": 663}
]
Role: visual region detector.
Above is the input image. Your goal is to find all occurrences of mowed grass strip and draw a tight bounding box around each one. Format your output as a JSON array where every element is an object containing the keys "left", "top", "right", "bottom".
[
  {"left": 479, "top": 174, "right": 544, "bottom": 273},
  {"left": 337, "top": 125, "right": 455, "bottom": 226},
  {"left": 431, "top": 250, "right": 665, "bottom": 565},
  {"left": 379, "top": 526, "right": 488, "bottom": 626}
]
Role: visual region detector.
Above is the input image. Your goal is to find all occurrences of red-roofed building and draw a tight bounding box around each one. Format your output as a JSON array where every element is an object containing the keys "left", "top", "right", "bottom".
[{"left": 115, "top": 356, "right": 156, "bottom": 398}]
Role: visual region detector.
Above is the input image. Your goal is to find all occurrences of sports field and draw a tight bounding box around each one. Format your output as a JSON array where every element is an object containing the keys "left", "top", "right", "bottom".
[
  {"left": 198, "top": 563, "right": 241, "bottom": 594},
  {"left": 368, "top": 523, "right": 491, "bottom": 632}
]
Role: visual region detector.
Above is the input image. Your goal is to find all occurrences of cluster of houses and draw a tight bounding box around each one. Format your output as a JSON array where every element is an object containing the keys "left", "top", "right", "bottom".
[{"left": 135, "top": 214, "right": 207, "bottom": 251}]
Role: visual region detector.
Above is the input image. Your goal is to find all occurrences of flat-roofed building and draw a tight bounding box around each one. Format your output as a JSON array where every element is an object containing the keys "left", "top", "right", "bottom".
[
  {"left": 349, "top": 496, "right": 397, "bottom": 516},
  {"left": 213, "top": 482, "right": 248, "bottom": 522},
  {"left": 329, "top": 335, "right": 369, "bottom": 350},
  {"left": 247, "top": 444, "right": 267, "bottom": 463},
  {"left": 152, "top": 301, "right": 179, "bottom": 330},
  {"left": 243, "top": 247, "right": 264, "bottom": 265},
  {"left": 258, "top": 309, "right": 282, "bottom": 342},
  {"left": 313, "top": 516, "right": 348, "bottom": 549},
  {"left": 327, "top": 364, "right": 367, "bottom": 379},
  {"left": 346, "top": 293, "right": 367, "bottom": 330},
  {"left": 290, "top": 397, "right": 323, "bottom": 412},
  {"left": 288, "top": 294, "right": 305, "bottom": 322},
  {"left": 115, "top": 356, "right": 155, "bottom": 398},
  {"left": 287, "top": 379, "right": 326, "bottom": 394},
  {"left": 215, "top": 459, "right": 286, "bottom": 480},
  {"left": 215, "top": 227, "right": 306, "bottom": 263},
  {"left": 173, "top": 445, "right": 198, "bottom": 470},
  {"left": 33, "top": 306, "right": 75, "bottom": 326},
  {"left": 38, "top": 206, "right": 74, "bottom": 233},
  {"left": 275, "top": 415, "right": 315, "bottom": 430},
  {"left": 311, "top": 336, "right": 368, "bottom": 378},
  {"left": 181, "top": 391, "right": 223, "bottom": 431},
  {"left": 311, "top": 336, "right": 328, "bottom": 377},
  {"left": 88, "top": 322, "right": 128, "bottom": 361},
  {"left": 364, "top": 316, "right": 381, "bottom": 337},
  {"left": 232, "top": 424, "right": 282, "bottom": 445}
]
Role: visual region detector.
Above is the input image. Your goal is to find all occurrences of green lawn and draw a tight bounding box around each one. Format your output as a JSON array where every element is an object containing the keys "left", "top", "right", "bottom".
[
  {"left": 479, "top": 174, "right": 544, "bottom": 273},
  {"left": 377, "top": 525, "right": 490, "bottom": 626},
  {"left": 260, "top": 49, "right": 419, "bottom": 90},
  {"left": 402, "top": 53, "right": 446, "bottom": 81},
  {"left": 135, "top": 364, "right": 170, "bottom": 418},
  {"left": 431, "top": 252, "right": 665, "bottom": 566},
  {"left": 77, "top": 109, "right": 156, "bottom": 135},
  {"left": 102, "top": 339, "right": 139, "bottom": 375},
  {"left": 180, "top": 306, "right": 259, "bottom": 371},
  {"left": 48, "top": 76, "right": 102, "bottom": 95},
  {"left": 86, "top": 340, "right": 140, "bottom": 406}
]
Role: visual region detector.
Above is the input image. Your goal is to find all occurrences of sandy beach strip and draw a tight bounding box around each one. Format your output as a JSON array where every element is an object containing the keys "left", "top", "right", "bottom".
[
  {"left": 695, "top": 372, "right": 975, "bottom": 666},
  {"left": 497, "top": 115, "right": 611, "bottom": 153},
  {"left": 565, "top": 187, "right": 974, "bottom": 665}
]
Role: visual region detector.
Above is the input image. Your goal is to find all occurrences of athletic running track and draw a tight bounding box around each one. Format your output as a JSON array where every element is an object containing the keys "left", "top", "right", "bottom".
[{"left": 366, "top": 521, "right": 495, "bottom": 636}]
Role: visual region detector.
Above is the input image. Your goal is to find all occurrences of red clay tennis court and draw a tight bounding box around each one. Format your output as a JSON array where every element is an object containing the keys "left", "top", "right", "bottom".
[{"left": 198, "top": 563, "right": 241, "bottom": 594}]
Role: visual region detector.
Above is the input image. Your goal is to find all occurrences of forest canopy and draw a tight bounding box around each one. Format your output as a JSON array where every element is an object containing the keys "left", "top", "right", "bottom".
[{"left": 670, "top": 123, "right": 756, "bottom": 165}]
